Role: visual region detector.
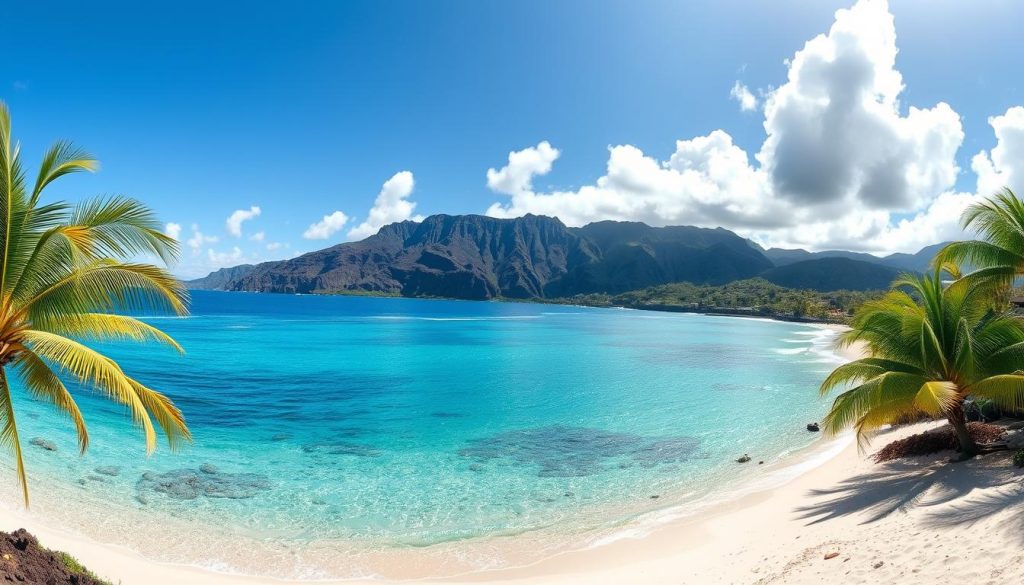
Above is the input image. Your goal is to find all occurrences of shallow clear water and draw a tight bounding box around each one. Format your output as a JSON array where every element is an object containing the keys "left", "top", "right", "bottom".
[{"left": 5, "top": 291, "right": 841, "bottom": 575}]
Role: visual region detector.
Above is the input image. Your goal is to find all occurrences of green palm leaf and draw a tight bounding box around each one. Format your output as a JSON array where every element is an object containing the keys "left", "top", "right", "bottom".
[{"left": 0, "top": 103, "right": 190, "bottom": 504}]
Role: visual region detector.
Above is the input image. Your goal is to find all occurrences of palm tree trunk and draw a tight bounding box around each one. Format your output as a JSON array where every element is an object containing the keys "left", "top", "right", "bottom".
[{"left": 947, "top": 402, "right": 977, "bottom": 458}]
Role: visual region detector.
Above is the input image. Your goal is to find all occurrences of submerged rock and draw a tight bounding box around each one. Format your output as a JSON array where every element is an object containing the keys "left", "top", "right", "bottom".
[
  {"left": 736, "top": 454, "right": 751, "bottom": 463},
  {"left": 302, "top": 442, "right": 382, "bottom": 457},
  {"left": 29, "top": 438, "right": 56, "bottom": 452},
  {"left": 199, "top": 463, "right": 219, "bottom": 474},
  {"left": 137, "top": 468, "right": 271, "bottom": 500},
  {"left": 458, "top": 425, "right": 701, "bottom": 478},
  {"left": 806, "top": 422, "right": 820, "bottom": 432},
  {"left": 94, "top": 466, "right": 121, "bottom": 477}
]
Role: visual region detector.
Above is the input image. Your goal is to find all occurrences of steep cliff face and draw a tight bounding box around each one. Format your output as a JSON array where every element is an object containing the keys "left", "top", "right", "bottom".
[
  {"left": 187, "top": 214, "right": 775, "bottom": 299},
  {"left": 566, "top": 222, "right": 773, "bottom": 293}
]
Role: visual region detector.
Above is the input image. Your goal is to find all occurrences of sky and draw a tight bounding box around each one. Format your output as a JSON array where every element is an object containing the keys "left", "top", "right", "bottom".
[{"left": 3, "top": 0, "right": 1023, "bottom": 278}]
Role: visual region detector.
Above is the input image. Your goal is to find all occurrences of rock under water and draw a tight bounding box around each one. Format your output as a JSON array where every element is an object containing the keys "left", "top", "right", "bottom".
[
  {"left": 458, "top": 425, "right": 701, "bottom": 478},
  {"left": 136, "top": 468, "right": 271, "bottom": 500}
]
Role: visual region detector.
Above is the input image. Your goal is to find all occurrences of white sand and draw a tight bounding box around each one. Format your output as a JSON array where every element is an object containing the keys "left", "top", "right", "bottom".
[{"left": 7, "top": 327, "right": 1023, "bottom": 584}]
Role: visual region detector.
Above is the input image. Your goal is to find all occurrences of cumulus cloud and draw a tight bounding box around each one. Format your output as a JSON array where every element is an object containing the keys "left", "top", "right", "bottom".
[
  {"left": 303, "top": 211, "right": 350, "bottom": 240},
  {"left": 973, "top": 106, "right": 1024, "bottom": 198},
  {"left": 487, "top": 141, "right": 560, "bottom": 196},
  {"left": 186, "top": 224, "right": 219, "bottom": 254},
  {"left": 484, "top": 0, "right": 980, "bottom": 254},
  {"left": 226, "top": 206, "right": 261, "bottom": 237},
  {"left": 266, "top": 242, "right": 283, "bottom": 251},
  {"left": 347, "top": 171, "right": 424, "bottom": 240},
  {"left": 730, "top": 81, "right": 758, "bottom": 112},
  {"left": 207, "top": 246, "right": 243, "bottom": 266},
  {"left": 164, "top": 222, "right": 182, "bottom": 240},
  {"left": 249, "top": 231, "right": 265, "bottom": 242}
]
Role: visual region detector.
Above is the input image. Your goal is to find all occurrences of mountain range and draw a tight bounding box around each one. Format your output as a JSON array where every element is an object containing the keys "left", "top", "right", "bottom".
[{"left": 187, "top": 214, "right": 944, "bottom": 298}]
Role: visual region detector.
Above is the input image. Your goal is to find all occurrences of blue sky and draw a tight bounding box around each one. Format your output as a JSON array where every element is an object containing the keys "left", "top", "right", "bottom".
[{"left": 3, "top": 0, "right": 1023, "bottom": 277}]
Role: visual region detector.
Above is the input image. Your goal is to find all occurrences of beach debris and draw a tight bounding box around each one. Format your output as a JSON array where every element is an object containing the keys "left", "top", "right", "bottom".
[
  {"left": 94, "top": 465, "right": 120, "bottom": 477},
  {"left": 458, "top": 425, "right": 701, "bottom": 478},
  {"left": 758, "top": 460, "right": 764, "bottom": 464},
  {"left": 873, "top": 561, "right": 884, "bottom": 569},
  {"left": 28, "top": 437, "right": 56, "bottom": 452},
  {"left": 200, "top": 463, "right": 219, "bottom": 474},
  {"left": 806, "top": 422, "right": 820, "bottom": 432},
  {"left": 650, "top": 494, "right": 660, "bottom": 499},
  {"left": 137, "top": 468, "right": 271, "bottom": 500},
  {"left": 824, "top": 552, "right": 840, "bottom": 560},
  {"left": 736, "top": 454, "right": 751, "bottom": 463}
]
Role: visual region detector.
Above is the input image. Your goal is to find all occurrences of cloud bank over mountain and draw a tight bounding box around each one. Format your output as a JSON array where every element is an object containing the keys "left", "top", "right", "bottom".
[{"left": 484, "top": 0, "right": 1016, "bottom": 254}]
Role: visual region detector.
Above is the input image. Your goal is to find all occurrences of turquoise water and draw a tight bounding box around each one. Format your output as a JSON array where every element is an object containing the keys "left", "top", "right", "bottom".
[{"left": 6, "top": 291, "right": 842, "bottom": 577}]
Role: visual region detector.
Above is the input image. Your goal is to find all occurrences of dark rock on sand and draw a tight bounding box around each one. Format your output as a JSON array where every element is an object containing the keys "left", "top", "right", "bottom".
[
  {"left": 0, "top": 528, "right": 108, "bottom": 584},
  {"left": 806, "top": 422, "right": 820, "bottom": 432},
  {"left": 736, "top": 454, "right": 751, "bottom": 463}
]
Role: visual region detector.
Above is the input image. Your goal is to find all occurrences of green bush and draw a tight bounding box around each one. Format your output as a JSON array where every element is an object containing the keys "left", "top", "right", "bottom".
[{"left": 1013, "top": 449, "right": 1024, "bottom": 468}]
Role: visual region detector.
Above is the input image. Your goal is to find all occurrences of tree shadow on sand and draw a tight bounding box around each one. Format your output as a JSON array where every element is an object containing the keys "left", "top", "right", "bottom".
[{"left": 795, "top": 452, "right": 1024, "bottom": 541}]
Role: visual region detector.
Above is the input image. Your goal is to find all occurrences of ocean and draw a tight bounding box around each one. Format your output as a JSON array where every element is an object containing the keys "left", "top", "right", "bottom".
[{"left": 4, "top": 291, "right": 844, "bottom": 578}]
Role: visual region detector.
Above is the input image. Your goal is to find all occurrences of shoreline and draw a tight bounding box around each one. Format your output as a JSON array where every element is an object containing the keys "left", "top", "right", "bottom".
[
  {"left": 15, "top": 416, "right": 1018, "bottom": 585},
  {"left": 190, "top": 288, "right": 852, "bottom": 327},
  {"left": 0, "top": 326, "right": 877, "bottom": 584},
  {"left": 0, "top": 428, "right": 859, "bottom": 585}
]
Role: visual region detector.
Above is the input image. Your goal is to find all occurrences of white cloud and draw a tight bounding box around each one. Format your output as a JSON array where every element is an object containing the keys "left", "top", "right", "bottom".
[
  {"left": 484, "top": 0, "right": 978, "bottom": 254},
  {"left": 730, "top": 81, "right": 758, "bottom": 112},
  {"left": 973, "top": 106, "right": 1024, "bottom": 198},
  {"left": 164, "top": 222, "right": 182, "bottom": 241},
  {"left": 266, "top": 242, "right": 283, "bottom": 251},
  {"left": 186, "top": 224, "right": 219, "bottom": 254},
  {"left": 347, "top": 171, "right": 424, "bottom": 240},
  {"left": 303, "top": 211, "right": 350, "bottom": 240},
  {"left": 226, "top": 206, "right": 261, "bottom": 237},
  {"left": 486, "top": 141, "right": 560, "bottom": 196},
  {"left": 207, "top": 246, "right": 243, "bottom": 267},
  {"left": 249, "top": 231, "right": 265, "bottom": 242}
]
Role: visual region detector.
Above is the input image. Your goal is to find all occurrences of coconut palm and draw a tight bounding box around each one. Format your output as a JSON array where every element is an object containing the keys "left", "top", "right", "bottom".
[
  {"left": 0, "top": 103, "right": 190, "bottom": 505},
  {"left": 933, "top": 187, "right": 1024, "bottom": 295},
  {"left": 819, "top": 269, "right": 1024, "bottom": 458}
]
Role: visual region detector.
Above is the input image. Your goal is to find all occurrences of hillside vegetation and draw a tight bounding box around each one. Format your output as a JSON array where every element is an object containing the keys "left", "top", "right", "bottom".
[{"left": 555, "top": 278, "right": 880, "bottom": 322}]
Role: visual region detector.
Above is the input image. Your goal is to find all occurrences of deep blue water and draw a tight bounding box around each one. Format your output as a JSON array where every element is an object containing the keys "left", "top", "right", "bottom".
[{"left": 7, "top": 291, "right": 840, "bottom": 571}]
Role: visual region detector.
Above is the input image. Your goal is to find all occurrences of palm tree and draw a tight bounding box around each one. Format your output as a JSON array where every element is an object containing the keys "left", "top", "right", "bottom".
[
  {"left": 819, "top": 269, "right": 1024, "bottom": 459},
  {"left": 0, "top": 103, "right": 190, "bottom": 505},
  {"left": 933, "top": 187, "right": 1024, "bottom": 295}
]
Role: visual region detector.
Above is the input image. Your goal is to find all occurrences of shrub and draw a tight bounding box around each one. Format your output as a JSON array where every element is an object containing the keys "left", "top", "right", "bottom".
[{"left": 1014, "top": 449, "right": 1024, "bottom": 468}]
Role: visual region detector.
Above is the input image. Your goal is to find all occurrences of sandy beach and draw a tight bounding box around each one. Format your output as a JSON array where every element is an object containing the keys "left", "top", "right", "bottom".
[
  {"left": 4, "top": 326, "right": 1022, "bottom": 584},
  {"left": 5, "top": 420, "right": 1023, "bottom": 585}
]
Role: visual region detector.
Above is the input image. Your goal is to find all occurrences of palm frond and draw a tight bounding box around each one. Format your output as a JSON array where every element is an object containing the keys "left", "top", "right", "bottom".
[
  {"left": 20, "top": 330, "right": 158, "bottom": 453},
  {"left": 0, "top": 369, "right": 28, "bottom": 506},
  {"left": 14, "top": 351, "right": 88, "bottom": 453}
]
